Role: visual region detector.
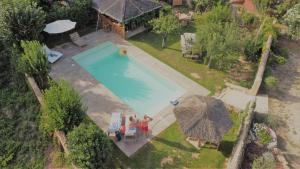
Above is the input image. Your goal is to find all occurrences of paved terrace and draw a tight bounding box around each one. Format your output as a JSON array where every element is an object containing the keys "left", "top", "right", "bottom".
[{"left": 49, "top": 30, "right": 209, "bottom": 157}]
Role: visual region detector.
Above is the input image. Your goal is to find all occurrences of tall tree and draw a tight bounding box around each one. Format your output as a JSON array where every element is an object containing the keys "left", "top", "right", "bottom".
[
  {"left": 149, "top": 15, "right": 181, "bottom": 48},
  {"left": 3, "top": 0, "right": 46, "bottom": 42},
  {"left": 195, "top": 5, "right": 246, "bottom": 70}
]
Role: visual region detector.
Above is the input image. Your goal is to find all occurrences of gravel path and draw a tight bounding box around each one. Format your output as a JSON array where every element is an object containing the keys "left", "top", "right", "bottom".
[{"left": 269, "top": 38, "right": 300, "bottom": 169}]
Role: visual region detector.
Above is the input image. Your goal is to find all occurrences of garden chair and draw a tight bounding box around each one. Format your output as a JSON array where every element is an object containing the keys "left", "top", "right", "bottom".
[
  {"left": 107, "top": 112, "right": 122, "bottom": 136},
  {"left": 124, "top": 114, "right": 137, "bottom": 142},
  {"left": 69, "top": 32, "right": 87, "bottom": 47}
]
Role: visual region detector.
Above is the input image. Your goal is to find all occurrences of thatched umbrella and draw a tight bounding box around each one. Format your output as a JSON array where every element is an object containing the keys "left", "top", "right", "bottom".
[{"left": 174, "top": 95, "right": 233, "bottom": 145}]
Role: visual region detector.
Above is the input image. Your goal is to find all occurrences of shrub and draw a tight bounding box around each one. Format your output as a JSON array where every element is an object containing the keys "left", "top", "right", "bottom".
[
  {"left": 48, "top": 0, "right": 92, "bottom": 26},
  {"left": 264, "top": 75, "right": 278, "bottom": 90},
  {"left": 275, "top": 55, "right": 286, "bottom": 65},
  {"left": 253, "top": 123, "right": 273, "bottom": 145},
  {"left": 160, "top": 3, "right": 172, "bottom": 16},
  {"left": 19, "top": 40, "right": 49, "bottom": 89},
  {"left": 193, "top": 0, "right": 221, "bottom": 13},
  {"left": 40, "top": 80, "right": 85, "bottom": 134},
  {"left": 67, "top": 123, "right": 112, "bottom": 169},
  {"left": 283, "top": 3, "right": 300, "bottom": 40},
  {"left": 241, "top": 10, "right": 259, "bottom": 26},
  {"left": 244, "top": 39, "right": 262, "bottom": 62},
  {"left": 252, "top": 152, "right": 276, "bottom": 169},
  {"left": 3, "top": 0, "right": 46, "bottom": 41}
]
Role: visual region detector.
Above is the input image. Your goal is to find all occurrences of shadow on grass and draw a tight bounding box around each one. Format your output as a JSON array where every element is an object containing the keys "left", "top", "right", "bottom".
[
  {"left": 129, "top": 23, "right": 197, "bottom": 51},
  {"left": 218, "top": 140, "right": 235, "bottom": 157},
  {"left": 154, "top": 137, "right": 197, "bottom": 153},
  {"left": 109, "top": 141, "right": 163, "bottom": 169}
]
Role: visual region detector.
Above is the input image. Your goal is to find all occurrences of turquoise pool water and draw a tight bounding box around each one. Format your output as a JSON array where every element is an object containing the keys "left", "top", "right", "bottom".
[{"left": 73, "top": 42, "right": 184, "bottom": 117}]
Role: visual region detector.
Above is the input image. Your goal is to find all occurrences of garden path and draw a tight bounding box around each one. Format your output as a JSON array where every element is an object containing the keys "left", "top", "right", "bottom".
[{"left": 269, "top": 38, "right": 300, "bottom": 169}]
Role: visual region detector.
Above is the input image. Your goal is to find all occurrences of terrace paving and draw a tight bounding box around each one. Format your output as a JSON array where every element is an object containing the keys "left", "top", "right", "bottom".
[{"left": 49, "top": 30, "right": 209, "bottom": 156}]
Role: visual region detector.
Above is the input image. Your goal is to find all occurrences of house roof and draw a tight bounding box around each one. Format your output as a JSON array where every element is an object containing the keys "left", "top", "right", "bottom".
[{"left": 92, "top": 0, "right": 162, "bottom": 23}]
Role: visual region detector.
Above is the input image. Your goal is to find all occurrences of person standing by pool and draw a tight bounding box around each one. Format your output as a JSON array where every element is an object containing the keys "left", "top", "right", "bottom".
[{"left": 141, "top": 115, "right": 153, "bottom": 137}]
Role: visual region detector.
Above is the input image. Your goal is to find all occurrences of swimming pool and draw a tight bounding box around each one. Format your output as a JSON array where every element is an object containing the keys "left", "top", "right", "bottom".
[{"left": 73, "top": 42, "right": 184, "bottom": 117}]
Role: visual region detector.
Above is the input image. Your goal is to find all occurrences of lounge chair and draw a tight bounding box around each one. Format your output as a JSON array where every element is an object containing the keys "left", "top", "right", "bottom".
[
  {"left": 107, "top": 112, "right": 122, "bottom": 136},
  {"left": 69, "top": 32, "right": 87, "bottom": 47},
  {"left": 124, "top": 114, "right": 137, "bottom": 142},
  {"left": 43, "top": 45, "right": 63, "bottom": 63}
]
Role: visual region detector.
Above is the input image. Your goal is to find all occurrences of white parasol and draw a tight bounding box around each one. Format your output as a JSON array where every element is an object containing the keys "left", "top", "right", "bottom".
[{"left": 43, "top": 20, "right": 76, "bottom": 34}]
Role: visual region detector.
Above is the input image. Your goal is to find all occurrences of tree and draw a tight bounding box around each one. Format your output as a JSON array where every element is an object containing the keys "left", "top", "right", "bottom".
[
  {"left": 195, "top": 5, "right": 246, "bottom": 70},
  {"left": 283, "top": 3, "right": 300, "bottom": 40},
  {"left": 193, "top": 0, "right": 221, "bottom": 13},
  {"left": 67, "top": 123, "right": 112, "bottom": 169},
  {"left": 3, "top": 0, "right": 46, "bottom": 42},
  {"left": 149, "top": 15, "right": 181, "bottom": 48},
  {"left": 40, "top": 80, "right": 85, "bottom": 134},
  {"left": 19, "top": 40, "right": 49, "bottom": 89},
  {"left": 48, "top": 0, "right": 92, "bottom": 26}
]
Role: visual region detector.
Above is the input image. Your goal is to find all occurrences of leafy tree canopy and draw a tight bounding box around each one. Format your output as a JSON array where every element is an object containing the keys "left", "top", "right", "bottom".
[
  {"left": 149, "top": 14, "right": 181, "bottom": 48},
  {"left": 47, "top": 0, "right": 92, "bottom": 26},
  {"left": 195, "top": 4, "right": 246, "bottom": 70},
  {"left": 193, "top": 0, "right": 222, "bottom": 13},
  {"left": 2, "top": 0, "right": 46, "bottom": 42},
  {"left": 67, "top": 123, "right": 112, "bottom": 169},
  {"left": 40, "top": 80, "right": 85, "bottom": 134}
]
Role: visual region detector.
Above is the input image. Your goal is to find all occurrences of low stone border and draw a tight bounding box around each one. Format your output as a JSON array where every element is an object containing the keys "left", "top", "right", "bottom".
[
  {"left": 25, "top": 74, "right": 79, "bottom": 169},
  {"left": 227, "top": 101, "right": 255, "bottom": 169}
]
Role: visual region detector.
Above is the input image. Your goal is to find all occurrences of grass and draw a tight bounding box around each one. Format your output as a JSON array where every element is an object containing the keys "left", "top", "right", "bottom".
[
  {"left": 109, "top": 112, "right": 241, "bottom": 169},
  {"left": 128, "top": 24, "right": 226, "bottom": 94}
]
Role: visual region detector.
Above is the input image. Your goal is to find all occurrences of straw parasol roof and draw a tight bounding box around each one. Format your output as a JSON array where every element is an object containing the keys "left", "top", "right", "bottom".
[{"left": 174, "top": 95, "right": 233, "bottom": 144}]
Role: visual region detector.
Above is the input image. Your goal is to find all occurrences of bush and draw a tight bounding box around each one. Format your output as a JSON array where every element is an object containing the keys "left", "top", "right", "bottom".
[
  {"left": 252, "top": 152, "right": 276, "bottom": 169},
  {"left": 19, "top": 40, "right": 49, "bottom": 89},
  {"left": 241, "top": 10, "right": 259, "bottom": 26},
  {"left": 253, "top": 123, "right": 273, "bottom": 145},
  {"left": 193, "top": 0, "right": 221, "bottom": 13},
  {"left": 244, "top": 39, "right": 262, "bottom": 62},
  {"left": 275, "top": 55, "right": 286, "bottom": 65},
  {"left": 40, "top": 80, "right": 85, "bottom": 134},
  {"left": 68, "top": 123, "right": 112, "bottom": 169},
  {"left": 4, "top": 0, "right": 46, "bottom": 41},
  {"left": 160, "top": 3, "right": 172, "bottom": 17},
  {"left": 48, "top": 0, "right": 92, "bottom": 26},
  {"left": 264, "top": 75, "right": 278, "bottom": 90},
  {"left": 283, "top": 3, "right": 300, "bottom": 40}
]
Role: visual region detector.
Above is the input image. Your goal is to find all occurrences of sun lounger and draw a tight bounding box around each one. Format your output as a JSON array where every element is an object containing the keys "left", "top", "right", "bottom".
[
  {"left": 124, "top": 114, "right": 137, "bottom": 141},
  {"left": 69, "top": 32, "right": 87, "bottom": 47},
  {"left": 43, "top": 45, "right": 63, "bottom": 63},
  {"left": 107, "top": 112, "right": 122, "bottom": 135}
]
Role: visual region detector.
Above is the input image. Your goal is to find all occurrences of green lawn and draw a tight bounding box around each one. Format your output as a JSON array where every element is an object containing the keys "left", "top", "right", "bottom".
[
  {"left": 109, "top": 112, "right": 241, "bottom": 169},
  {"left": 128, "top": 25, "right": 226, "bottom": 94}
]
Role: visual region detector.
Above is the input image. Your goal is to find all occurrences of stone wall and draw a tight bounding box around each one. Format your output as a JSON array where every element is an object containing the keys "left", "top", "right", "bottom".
[
  {"left": 249, "top": 35, "right": 273, "bottom": 95},
  {"left": 227, "top": 101, "right": 255, "bottom": 169}
]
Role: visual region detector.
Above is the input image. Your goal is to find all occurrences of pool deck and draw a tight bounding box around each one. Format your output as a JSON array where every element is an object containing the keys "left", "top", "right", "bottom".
[{"left": 49, "top": 30, "right": 210, "bottom": 157}]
